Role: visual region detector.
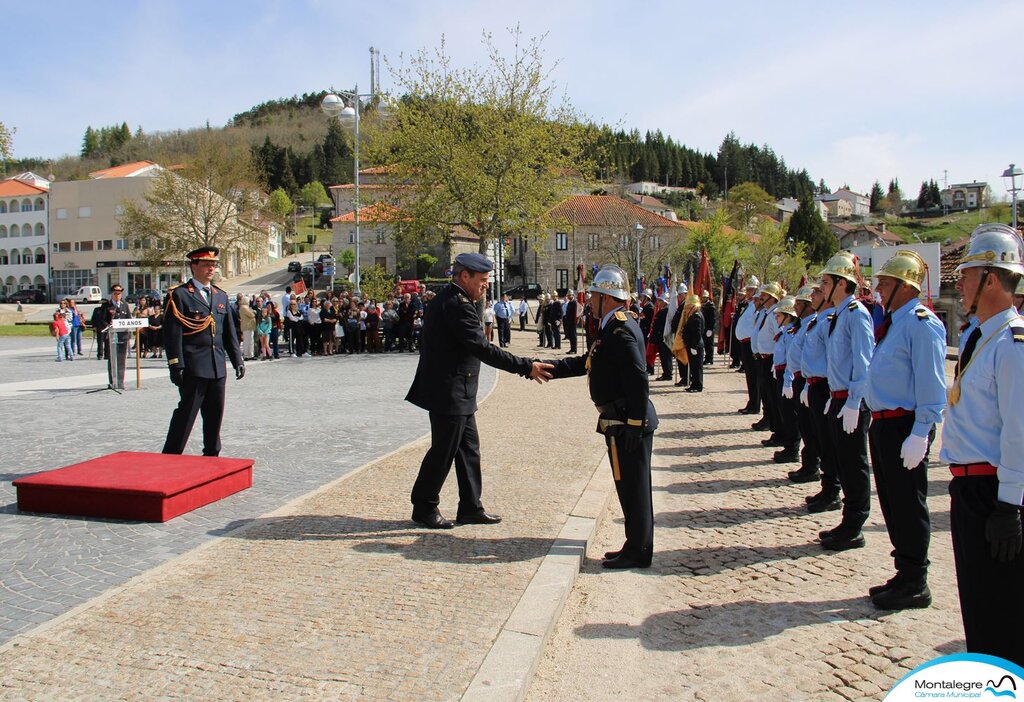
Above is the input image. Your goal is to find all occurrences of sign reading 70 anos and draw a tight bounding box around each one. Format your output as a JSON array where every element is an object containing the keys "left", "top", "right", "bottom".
[{"left": 111, "top": 318, "right": 150, "bottom": 330}]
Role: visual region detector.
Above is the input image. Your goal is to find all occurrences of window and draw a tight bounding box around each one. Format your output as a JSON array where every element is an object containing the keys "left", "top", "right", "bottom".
[
  {"left": 0, "top": 202, "right": 6, "bottom": 213},
  {"left": 555, "top": 233, "right": 568, "bottom": 251},
  {"left": 21, "top": 199, "right": 32, "bottom": 212},
  {"left": 52, "top": 242, "right": 71, "bottom": 252},
  {"left": 348, "top": 233, "right": 355, "bottom": 244},
  {"left": 556, "top": 269, "right": 569, "bottom": 290},
  {"left": 74, "top": 241, "right": 95, "bottom": 252},
  {"left": 0, "top": 226, "right": 6, "bottom": 238},
  {"left": 56, "top": 208, "right": 68, "bottom": 220},
  {"left": 116, "top": 239, "right": 128, "bottom": 250},
  {"left": 11, "top": 251, "right": 20, "bottom": 265},
  {"left": 52, "top": 269, "right": 96, "bottom": 298},
  {"left": 588, "top": 233, "right": 599, "bottom": 250},
  {"left": 34, "top": 198, "right": 45, "bottom": 211},
  {"left": 0, "top": 251, "right": 7, "bottom": 265},
  {"left": 34, "top": 249, "right": 45, "bottom": 264},
  {"left": 375, "top": 233, "right": 386, "bottom": 244},
  {"left": 98, "top": 240, "right": 114, "bottom": 251},
  {"left": 34, "top": 223, "right": 44, "bottom": 238},
  {"left": 115, "top": 205, "right": 125, "bottom": 216},
  {"left": 375, "top": 256, "right": 387, "bottom": 269},
  {"left": 648, "top": 235, "right": 660, "bottom": 250},
  {"left": 9, "top": 224, "right": 18, "bottom": 237},
  {"left": 619, "top": 233, "right": 629, "bottom": 248},
  {"left": 78, "top": 207, "right": 91, "bottom": 218}
]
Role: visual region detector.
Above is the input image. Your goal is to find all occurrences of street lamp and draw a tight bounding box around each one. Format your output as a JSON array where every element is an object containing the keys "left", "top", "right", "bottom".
[
  {"left": 322, "top": 86, "right": 373, "bottom": 294},
  {"left": 1002, "top": 163, "right": 1023, "bottom": 231},
  {"left": 633, "top": 222, "right": 644, "bottom": 293}
]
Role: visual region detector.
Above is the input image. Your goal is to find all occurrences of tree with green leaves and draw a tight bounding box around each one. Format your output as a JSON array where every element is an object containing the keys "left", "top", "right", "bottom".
[
  {"left": 338, "top": 248, "right": 356, "bottom": 274},
  {"left": 299, "top": 181, "right": 330, "bottom": 209},
  {"left": 787, "top": 194, "right": 836, "bottom": 264},
  {"left": 358, "top": 264, "right": 394, "bottom": 302},
  {"left": 0, "top": 121, "right": 13, "bottom": 174},
  {"left": 882, "top": 178, "right": 904, "bottom": 214},
  {"left": 672, "top": 208, "right": 745, "bottom": 284},
  {"left": 740, "top": 218, "right": 810, "bottom": 292},
  {"left": 268, "top": 188, "right": 294, "bottom": 218},
  {"left": 81, "top": 127, "right": 99, "bottom": 158},
  {"left": 869, "top": 181, "right": 884, "bottom": 212},
  {"left": 727, "top": 182, "right": 774, "bottom": 229},
  {"left": 371, "top": 28, "right": 587, "bottom": 254}
]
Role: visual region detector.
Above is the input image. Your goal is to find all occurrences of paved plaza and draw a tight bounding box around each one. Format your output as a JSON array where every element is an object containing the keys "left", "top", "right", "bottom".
[{"left": 0, "top": 328, "right": 965, "bottom": 700}]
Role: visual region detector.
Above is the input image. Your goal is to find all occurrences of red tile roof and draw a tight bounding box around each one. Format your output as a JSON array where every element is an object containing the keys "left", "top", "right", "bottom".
[
  {"left": 89, "top": 160, "right": 160, "bottom": 179},
  {"left": 0, "top": 179, "right": 48, "bottom": 197},
  {"left": 548, "top": 195, "right": 683, "bottom": 228},
  {"left": 327, "top": 183, "right": 392, "bottom": 191},
  {"left": 940, "top": 237, "right": 970, "bottom": 286},
  {"left": 330, "top": 202, "right": 407, "bottom": 223}
]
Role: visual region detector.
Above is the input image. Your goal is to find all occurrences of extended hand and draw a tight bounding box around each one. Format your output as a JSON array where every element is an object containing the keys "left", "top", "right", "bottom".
[
  {"left": 840, "top": 404, "right": 859, "bottom": 434},
  {"left": 622, "top": 424, "right": 643, "bottom": 453},
  {"left": 986, "top": 502, "right": 1023, "bottom": 563},
  {"left": 529, "top": 361, "right": 554, "bottom": 383},
  {"left": 235, "top": 364, "right": 246, "bottom": 380},
  {"left": 899, "top": 433, "right": 928, "bottom": 470},
  {"left": 169, "top": 366, "right": 184, "bottom": 387}
]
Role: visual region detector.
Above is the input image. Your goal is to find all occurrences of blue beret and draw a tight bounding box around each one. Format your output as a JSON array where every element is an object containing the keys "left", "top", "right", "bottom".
[{"left": 454, "top": 252, "right": 493, "bottom": 273}]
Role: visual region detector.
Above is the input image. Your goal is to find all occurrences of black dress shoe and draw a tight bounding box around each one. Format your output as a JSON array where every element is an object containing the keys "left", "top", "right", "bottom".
[
  {"left": 751, "top": 419, "right": 770, "bottom": 431},
  {"left": 773, "top": 448, "right": 799, "bottom": 463},
  {"left": 761, "top": 435, "right": 783, "bottom": 447},
  {"left": 787, "top": 468, "right": 820, "bottom": 483},
  {"left": 601, "top": 554, "right": 651, "bottom": 569},
  {"left": 603, "top": 548, "right": 622, "bottom": 560},
  {"left": 674, "top": 380, "right": 687, "bottom": 387},
  {"left": 871, "top": 582, "right": 931, "bottom": 610},
  {"left": 685, "top": 387, "right": 703, "bottom": 393},
  {"left": 868, "top": 574, "right": 903, "bottom": 597},
  {"left": 412, "top": 511, "right": 455, "bottom": 529},
  {"left": 807, "top": 495, "right": 841, "bottom": 513},
  {"left": 740, "top": 408, "right": 759, "bottom": 415},
  {"left": 456, "top": 512, "right": 502, "bottom": 525},
  {"left": 805, "top": 490, "right": 826, "bottom": 504},
  {"left": 821, "top": 531, "right": 865, "bottom": 551},
  {"left": 656, "top": 375, "right": 672, "bottom": 381}
]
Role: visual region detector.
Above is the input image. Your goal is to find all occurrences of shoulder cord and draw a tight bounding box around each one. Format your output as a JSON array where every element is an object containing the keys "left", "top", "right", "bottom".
[
  {"left": 947, "top": 317, "right": 1016, "bottom": 407},
  {"left": 166, "top": 294, "right": 214, "bottom": 337}
]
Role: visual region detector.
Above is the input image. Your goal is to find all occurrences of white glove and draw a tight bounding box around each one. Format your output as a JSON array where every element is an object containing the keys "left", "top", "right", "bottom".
[
  {"left": 689, "top": 348, "right": 697, "bottom": 356},
  {"left": 823, "top": 398, "right": 831, "bottom": 415},
  {"left": 705, "top": 330, "right": 712, "bottom": 337},
  {"left": 841, "top": 404, "right": 860, "bottom": 434},
  {"left": 782, "top": 385, "right": 793, "bottom": 399},
  {"left": 800, "top": 386, "right": 809, "bottom": 407},
  {"left": 900, "top": 433, "right": 928, "bottom": 470}
]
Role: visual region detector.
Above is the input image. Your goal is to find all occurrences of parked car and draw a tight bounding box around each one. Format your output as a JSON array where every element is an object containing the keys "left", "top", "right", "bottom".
[
  {"left": 287, "top": 261, "right": 302, "bottom": 273},
  {"left": 67, "top": 285, "right": 103, "bottom": 303},
  {"left": 502, "top": 283, "right": 543, "bottom": 299},
  {"left": 126, "top": 288, "right": 163, "bottom": 305},
  {"left": 8, "top": 289, "right": 46, "bottom": 304}
]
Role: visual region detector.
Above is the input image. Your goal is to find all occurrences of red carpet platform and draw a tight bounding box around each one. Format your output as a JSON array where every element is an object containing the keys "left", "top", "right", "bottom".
[{"left": 13, "top": 452, "right": 253, "bottom": 522}]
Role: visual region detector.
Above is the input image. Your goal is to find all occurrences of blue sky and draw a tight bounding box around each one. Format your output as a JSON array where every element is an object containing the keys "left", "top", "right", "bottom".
[{"left": 5, "top": 0, "right": 1023, "bottom": 198}]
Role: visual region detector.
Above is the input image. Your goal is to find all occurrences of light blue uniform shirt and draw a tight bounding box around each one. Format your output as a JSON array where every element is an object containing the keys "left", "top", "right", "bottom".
[
  {"left": 493, "top": 300, "right": 514, "bottom": 319},
  {"left": 773, "top": 318, "right": 793, "bottom": 366},
  {"left": 735, "top": 300, "right": 758, "bottom": 340},
  {"left": 864, "top": 298, "right": 947, "bottom": 437},
  {"left": 753, "top": 303, "right": 779, "bottom": 355},
  {"left": 784, "top": 313, "right": 814, "bottom": 389},
  {"left": 825, "top": 295, "right": 875, "bottom": 407},
  {"left": 940, "top": 307, "right": 1024, "bottom": 505},
  {"left": 801, "top": 307, "right": 832, "bottom": 379}
]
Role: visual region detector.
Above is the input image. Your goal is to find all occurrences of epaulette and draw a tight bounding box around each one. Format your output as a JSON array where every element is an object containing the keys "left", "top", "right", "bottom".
[
  {"left": 786, "top": 326, "right": 797, "bottom": 334},
  {"left": 614, "top": 310, "right": 628, "bottom": 322},
  {"left": 847, "top": 301, "right": 859, "bottom": 311},
  {"left": 915, "top": 308, "right": 929, "bottom": 320},
  {"left": 630, "top": 310, "right": 639, "bottom": 319},
  {"left": 1010, "top": 324, "right": 1024, "bottom": 343},
  {"left": 456, "top": 293, "right": 471, "bottom": 304},
  {"left": 827, "top": 313, "right": 836, "bottom": 322},
  {"left": 168, "top": 282, "right": 184, "bottom": 291},
  {"left": 211, "top": 284, "right": 224, "bottom": 292}
]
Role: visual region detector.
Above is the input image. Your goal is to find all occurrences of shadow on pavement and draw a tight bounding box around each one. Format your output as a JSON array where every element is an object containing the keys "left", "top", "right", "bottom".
[
  {"left": 655, "top": 505, "right": 812, "bottom": 529},
  {"left": 214, "top": 514, "right": 556, "bottom": 564},
  {"left": 653, "top": 457, "right": 775, "bottom": 473},
  {"left": 572, "top": 596, "right": 875, "bottom": 651},
  {"left": 654, "top": 477, "right": 788, "bottom": 494},
  {"left": 657, "top": 427, "right": 753, "bottom": 440},
  {"left": 654, "top": 442, "right": 765, "bottom": 455}
]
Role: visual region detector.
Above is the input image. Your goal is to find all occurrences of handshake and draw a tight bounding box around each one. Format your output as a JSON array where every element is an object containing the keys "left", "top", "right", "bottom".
[{"left": 528, "top": 360, "right": 555, "bottom": 383}]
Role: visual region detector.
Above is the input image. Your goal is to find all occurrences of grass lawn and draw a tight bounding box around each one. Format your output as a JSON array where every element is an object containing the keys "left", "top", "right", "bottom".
[
  {"left": 885, "top": 208, "right": 1011, "bottom": 245},
  {"left": 0, "top": 324, "right": 54, "bottom": 337}
]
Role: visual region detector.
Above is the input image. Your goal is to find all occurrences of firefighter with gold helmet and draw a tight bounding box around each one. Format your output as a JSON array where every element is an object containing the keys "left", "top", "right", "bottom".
[
  {"left": 800, "top": 277, "right": 841, "bottom": 512},
  {"left": 771, "top": 295, "right": 801, "bottom": 463},
  {"left": 940, "top": 223, "right": 1024, "bottom": 662},
  {"left": 863, "top": 249, "right": 946, "bottom": 610},
  {"left": 785, "top": 283, "right": 822, "bottom": 482},
  {"left": 734, "top": 275, "right": 761, "bottom": 413},
  {"left": 544, "top": 264, "right": 657, "bottom": 569},
  {"left": 751, "top": 282, "right": 784, "bottom": 446},
  {"left": 818, "top": 251, "right": 875, "bottom": 551}
]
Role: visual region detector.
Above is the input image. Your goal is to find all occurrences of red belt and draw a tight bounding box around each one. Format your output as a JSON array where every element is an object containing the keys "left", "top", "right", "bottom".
[
  {"left": 871, "top": 408, "right": 913, "bottom": 420},
  {"left": 793, "top": 371, "right": 802, "bottom": 380},
  {"left": 806, "top": 376, "right": 826, "bottom": 386},
  {"left": 738, "top": 337, "right": 750, "bottom": 343},
  {"left": 830, "top": 390, "right": 849, "bottom": 400},
  {"left": 774, "top": 364, "right": 786, "bottom": 373},
  {"left": 950, "top": 463, "right": 997, "bottom": 477}
]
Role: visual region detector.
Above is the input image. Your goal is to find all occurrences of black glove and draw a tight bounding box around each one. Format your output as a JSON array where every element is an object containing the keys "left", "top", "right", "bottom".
[
  {"left": 986, "top": 501, "right": 1022, "bottom": 563},
  {"left": 235, "top": 364, "right": 246, "bottom": 380},
  {"left": 621, "top": 424, "right": 643, "bottom": 453},
  {"left": 169, "top": 366, "right": 184, "bottom": 387}
]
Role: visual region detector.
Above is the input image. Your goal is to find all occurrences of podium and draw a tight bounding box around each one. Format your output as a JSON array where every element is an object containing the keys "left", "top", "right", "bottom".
[{"left": 104, "top": 317, "right": 149, "bottom": 391}]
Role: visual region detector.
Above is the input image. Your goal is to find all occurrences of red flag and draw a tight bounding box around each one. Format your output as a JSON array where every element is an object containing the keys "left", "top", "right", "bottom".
[
  {"left": 695, "top": 248, "right": 713, "bottom": 300},
  {"left": 292, "top": 279, "right": 307, "bottom": 296}
]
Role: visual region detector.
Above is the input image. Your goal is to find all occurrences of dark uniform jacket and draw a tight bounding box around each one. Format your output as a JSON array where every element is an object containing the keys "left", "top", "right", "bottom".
[
  {"left": 163, "top": 282, "right": 242, "bottom": 379},
  {"left": 564, "top": 299, "right": 578, "bottom": 327},
  {"left": 639, "top": 301, "right": 655, "bottom": 340},
  {"left": 701, "top": 301, "right": 717, "bottom": 337},
  {"left": 105, "top": 298, "right": 133, "bottom": 339},
  {"left": 544, "top": 299, "right": 564, "bottom": 325},
  {"left": 406, "top": 283, "right": 532, "bottom": 415},
  {"left": 652, "top": 306, "right": 669, "bottom": 339},
  {"left": 683, "top": 308, "right": 705, "bottom": 351},
  {"left": 548, "top": 309, "right": 659, "bottom": 433}
]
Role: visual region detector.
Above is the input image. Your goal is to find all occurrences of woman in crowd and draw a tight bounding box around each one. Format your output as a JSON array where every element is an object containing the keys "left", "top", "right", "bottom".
[
  {"left": 286, "top": 301, "right": 305, "bottom": 357},
  {"left": 320, "top": 298, "right": 337, "bottom": 356},
  {"left": 133, "top": 296, "right": 150, "bottom": 356},
  {"left": 148, "top": 300, "right": 163, "bottom": 358},
  {"left": 366, "top": 302, "right": 382, "bottom": 353},
  {"left": 345, "top": 301, "right": 360, "bottom": 354},
  {"left": 256, "top": 305, "right": 272, "bottom": 360},
  {"left": 269, "top": 301, "right": 282, "bottom": 360},
  {"left": 381, "top": 301, "right": 399, "bottom": 352},
  {"left": 306, "top": 297, "right": 321, "bottom": 355}
]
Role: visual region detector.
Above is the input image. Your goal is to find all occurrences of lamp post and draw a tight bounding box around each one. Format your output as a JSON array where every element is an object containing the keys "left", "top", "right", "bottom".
[
  {"left": 322, "top": 86, "right": 373, "bottom": 294},
  {"left": 633, "top": 222, "right": 644, "bottom": 293},
  {"left": 1002, "top": 163, "right": 1023, "bottom": 231}
]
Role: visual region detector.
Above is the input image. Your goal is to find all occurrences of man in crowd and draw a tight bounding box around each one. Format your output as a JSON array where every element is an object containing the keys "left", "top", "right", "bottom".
[
  {"left": 783, "top": 285, "right": 821, "bottom": 481},
  {"left": 406, "top": 253, "right": 553, "bottom": 529},
  {"left": 701, "top": 290, "right": 717, "bottom": 366},
  {"left": 734, "top": 277, "right": 760, "bottom": 414},
  {"left": 492, "top": 293, "right": 514, "bottom": 348},
  {"left": 941, "top": 223, "right": 1024, "bottom": 663},
  {"left": 162, "top": 247, "right": 244, "bottom": 457},
  {"left": 564, "top": 291, "right": 579, "bottom": 354}
]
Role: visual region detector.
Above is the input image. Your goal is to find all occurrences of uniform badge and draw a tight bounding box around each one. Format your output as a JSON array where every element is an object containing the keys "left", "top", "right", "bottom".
[{"left": 217, "top": 303, "right": 225, "bottom": 310}]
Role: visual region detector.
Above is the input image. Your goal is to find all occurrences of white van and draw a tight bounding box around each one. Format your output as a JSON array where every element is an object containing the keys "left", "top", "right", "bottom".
[{"left": 70, "top": 286, "right": 103, "bottom": 303}]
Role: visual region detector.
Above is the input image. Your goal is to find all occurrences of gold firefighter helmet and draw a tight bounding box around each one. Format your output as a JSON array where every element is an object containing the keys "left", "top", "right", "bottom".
[
  {"left": 955, "top": 223, "right": 1024, "bottom": 275},
  {"left": 744, "top": 275, "right": 760, "bottom": 290},
  {"left": 876, "top": 249, "right": 927, "bottom": 291},
  {"left": 685, "top": 293, "right": 701, "bottom": 307},
  {"left": 759, "top": 281, "right": 785, "bottom": 301},
  {"left": 775, "top": 296, "right": 798, "bottom": 317},
  {"left": 820, "top": 251, "right": 860, "bottom": 284},
  {"left": 794, "top": 285, "right": 815, "bottom": 303}
]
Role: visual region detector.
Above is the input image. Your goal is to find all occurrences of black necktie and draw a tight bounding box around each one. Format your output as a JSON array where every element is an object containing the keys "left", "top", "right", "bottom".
[
  {"left": 203, "top": 287, "right": 212, "bottom": 304},
  {"left": 955, "top": 327, "right": 982, "bottom": 379},
  {"left": 875, "top": 313, "right": 892, "bottom": 344},
  {"left": 828, "top": 313, "right": 838, "bottom": 336}
]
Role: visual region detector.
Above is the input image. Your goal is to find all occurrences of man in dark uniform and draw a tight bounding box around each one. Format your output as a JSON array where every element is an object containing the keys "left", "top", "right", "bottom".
[
  {"left": 91, "top": 298, "right": 109, "bottom": 360},
  {"left": 544, "top": 264, "right": 658, "bottom": 569},
  {"left": 105, "top": 285, "right": 132, "bottom": 389},
  {"left": 652, "top": 292, "right": 673, "bottom": 381},
  {"left": 682, "top": 293, "right": 705, "bottom": 392},
  {"left": 564, "top": 292, "right": 579, "bottom": 354},
  {"left": 407, "top": 252, "right": 553, "bottom": 529},
  {"left": 161, "top": 246, "right": 244, "bottom": 457},
  {"left": 701, "top": 291, "right": 716, "bottom": 365}
]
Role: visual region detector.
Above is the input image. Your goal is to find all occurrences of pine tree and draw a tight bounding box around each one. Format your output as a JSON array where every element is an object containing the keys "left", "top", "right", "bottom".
[
  {"left": 917, "top": 181, "right": 929, "bottom": 209},
  {"left": 869, "top": 181, "right": 884, "bottom": 212},
  {"left": 81, "top": 127, "right": 99, "bottom": 158},
  {"left": 788, "top": 194, "right": 836, "bottom": 264}
]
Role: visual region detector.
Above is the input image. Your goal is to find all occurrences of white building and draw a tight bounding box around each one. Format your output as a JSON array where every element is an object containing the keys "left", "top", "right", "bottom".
[
  {"left": 833, "top": 188, "right": 870, "bottom": 218},
  {"left": 0, "top": 172, "right": 50, "bottom": 296}
]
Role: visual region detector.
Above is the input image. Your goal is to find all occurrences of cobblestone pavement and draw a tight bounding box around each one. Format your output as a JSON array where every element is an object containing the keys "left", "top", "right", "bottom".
[
  {"left": 527, "top": 362, "right": 964, "bottom": 701},
  {"left": 0, "top": 335, "right": 492, "bottom": 645},
  {"left": 0, "top": 332, "right": 607, "bottom": 700}
]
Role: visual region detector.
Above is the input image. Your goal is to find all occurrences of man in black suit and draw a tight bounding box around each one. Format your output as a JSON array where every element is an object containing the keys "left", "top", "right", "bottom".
[
  {"left": 701, "top": 290, "right": 717, "bottom": 365},
  {"left": 543, "top": 264, "right": 658, "bottom": 569},
  {"left": 544, "top": 294, "right": 563, "bottom": 349},
  {"left": 161, "top": 246, "right": 244, "bottom": 457},
  {"left": 406, "top": 253, "right": 553, "bottom": 529},
  {"left": 563, "top": 292, "right": 579, "bottom": 354},
  {"left": 104, "top": 285, "right": 133, "bottom": 389}
]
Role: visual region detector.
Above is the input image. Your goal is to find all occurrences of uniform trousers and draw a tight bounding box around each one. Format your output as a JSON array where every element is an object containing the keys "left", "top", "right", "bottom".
[
  {"left": 808, "top": 380, "right": 840, "bottom": 496},
  {"left": 730, "top": 325, "right": 742, "bottom": 367},
  {"left": 496, "top": 317, "right": 511, "bottom": 347},
  {"left": 775, "top": 370, "right": 799, "bottom": 450},
  {"left": 688, "top": 345, "right": 704, "bottom": 390},
  {"left": 739, "top": 340, "right": 759, "bottom": 411},
  {"left": 565, "top": 323, "right": 578, "bottom": 353},
  {"left": 410, "top": 412, "right": 485, "bottom": 518},
  {"left": 656, "top": 340, "right": 673, "bottom": 378},
  {"left": 757, "top": 357, "right": 781, "bottom": 433},
  {"left": 703, "top": 334, "right": 714, "bottom": 364},
  {"left": 868, "top": 413, "right": 930, "bottom": 584},
  {"left": 605, "top": 430, "right": 654, "bottom": 563},
  {"left": 162, "top": 374, "right": 227, "bottom": 456},
  {"left": 792, "top": 376, "right": 820, "bottom": 472},
  {"left": 950, "top": 475, "right": 1024, "bottom": 664},
  {"left": 826, "top": 398, "right": 871, "bottom": 532}
]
